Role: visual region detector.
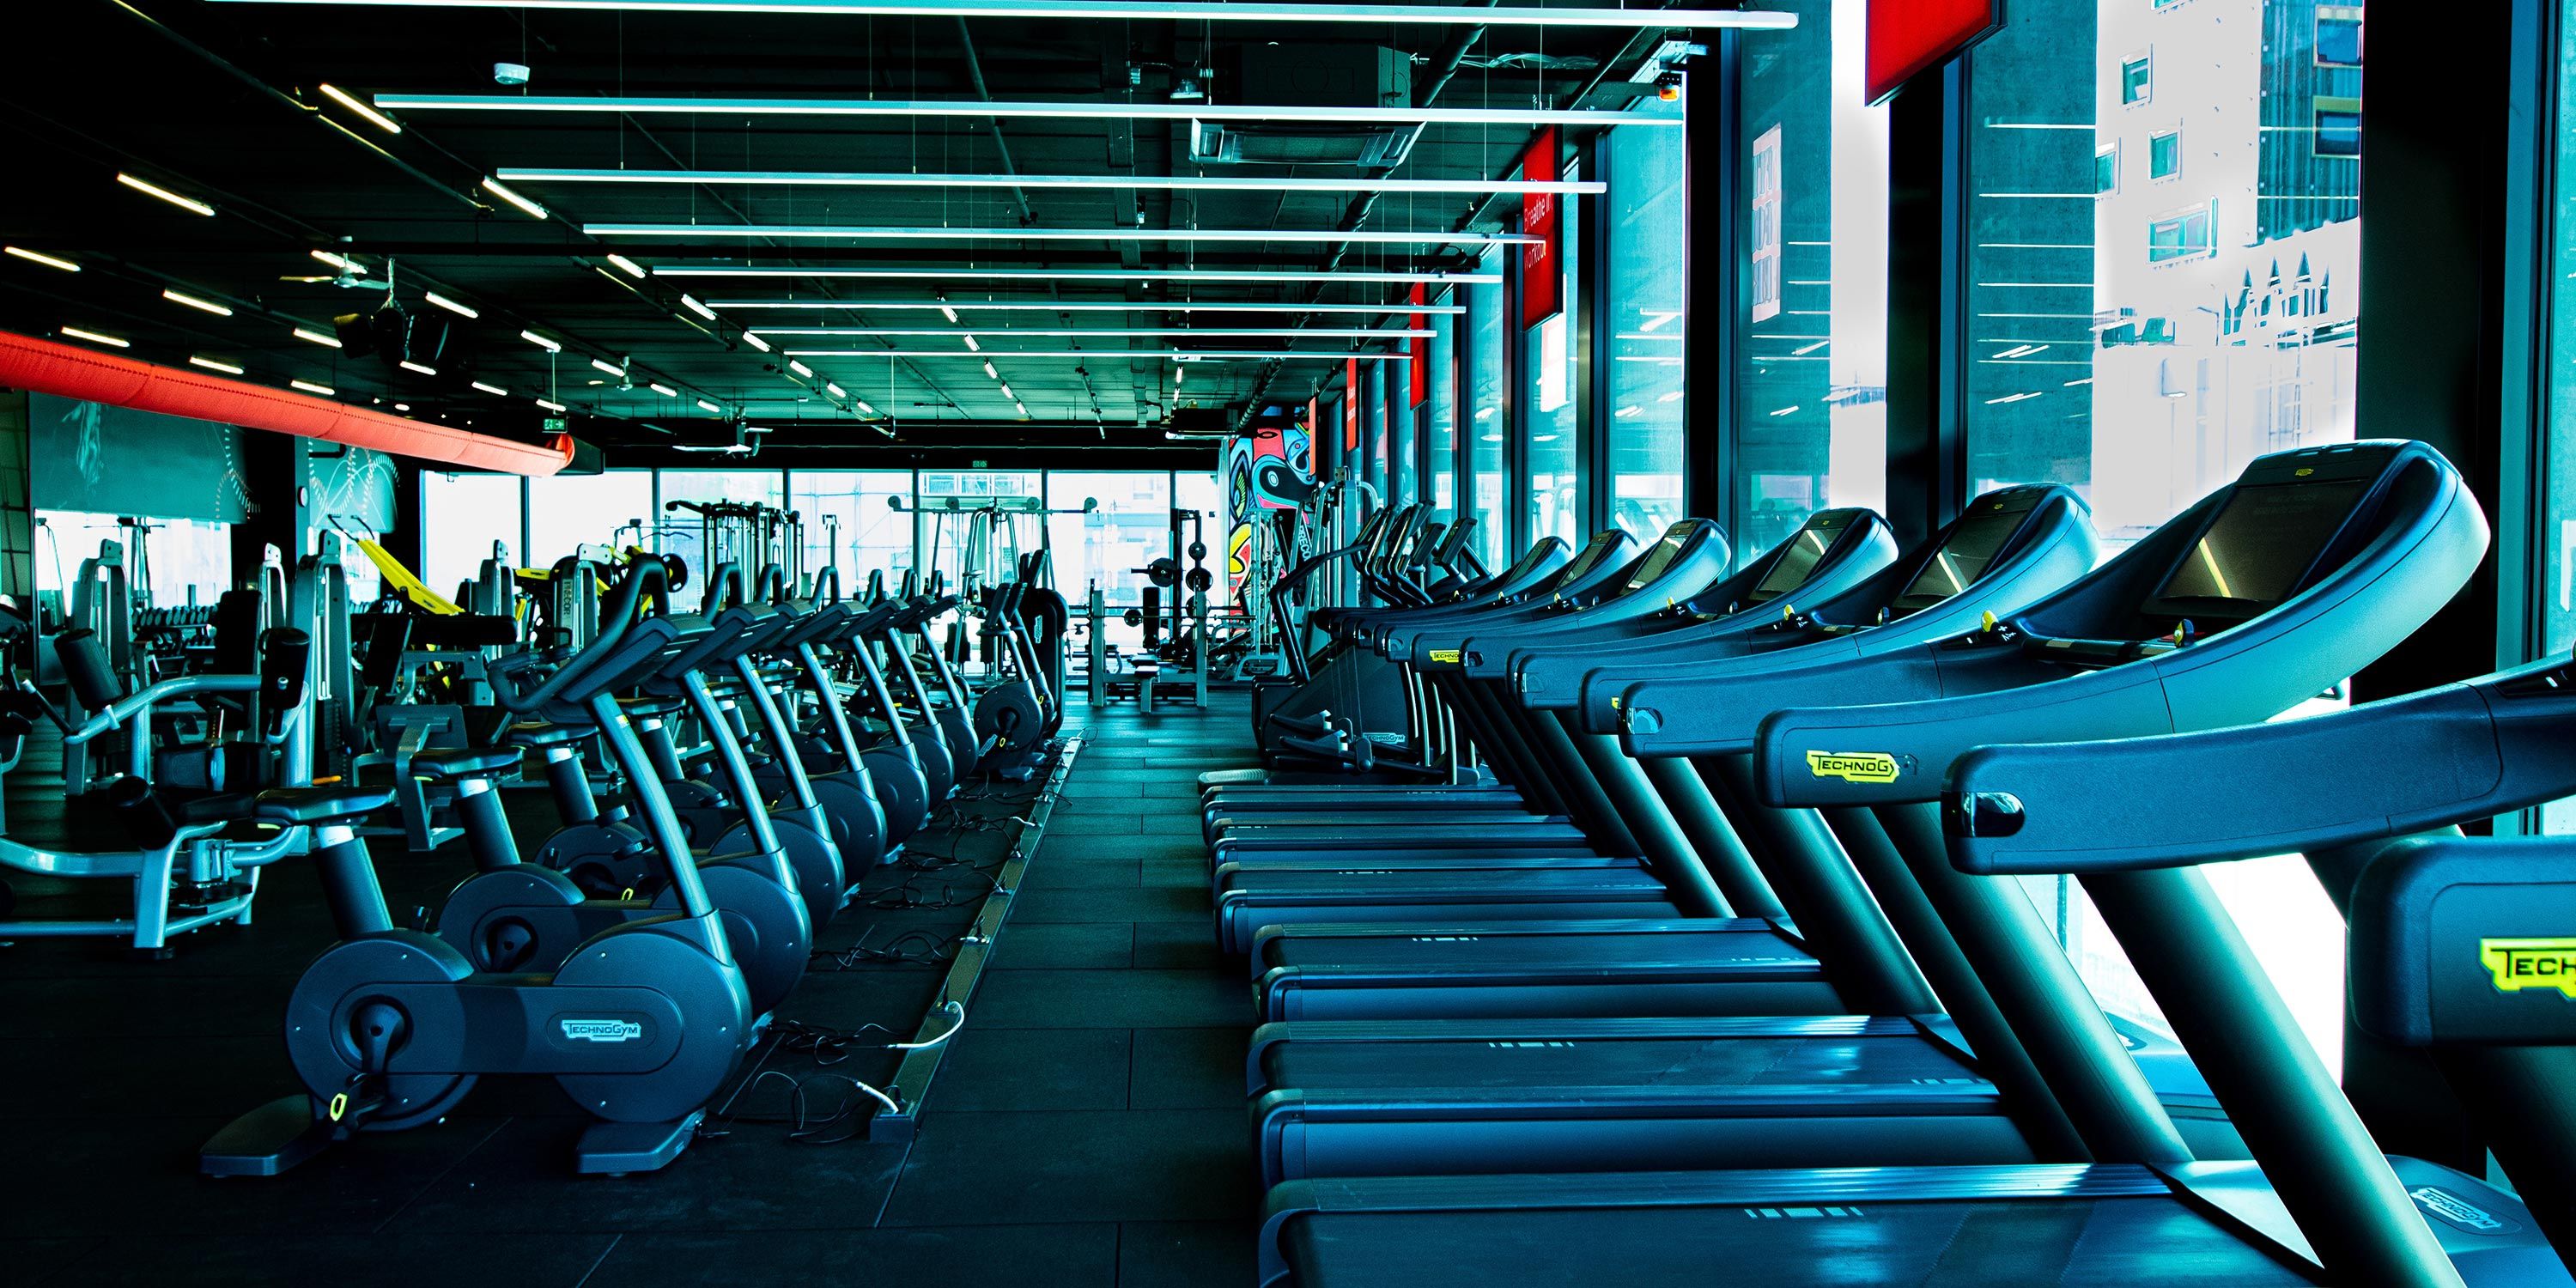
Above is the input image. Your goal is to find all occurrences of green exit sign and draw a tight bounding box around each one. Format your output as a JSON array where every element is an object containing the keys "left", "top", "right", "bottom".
[{"left": 543, "top": 416, "right": 568, "bottom": 434}]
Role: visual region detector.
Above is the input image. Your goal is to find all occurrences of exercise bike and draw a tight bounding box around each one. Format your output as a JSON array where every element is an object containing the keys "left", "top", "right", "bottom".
[{"left": 199, "top": 559, "right": 756, "bottom": 1178}]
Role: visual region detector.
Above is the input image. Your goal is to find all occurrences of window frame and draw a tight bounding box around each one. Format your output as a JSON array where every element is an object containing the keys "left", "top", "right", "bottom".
[{"left": 2148, "top": 129, "right": 2183, "bottom": 180}]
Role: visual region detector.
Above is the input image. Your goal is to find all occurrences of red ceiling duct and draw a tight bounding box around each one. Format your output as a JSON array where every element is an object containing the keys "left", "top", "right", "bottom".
[{"left": 0, "top": 329, "right": 573, "bottom": 477}]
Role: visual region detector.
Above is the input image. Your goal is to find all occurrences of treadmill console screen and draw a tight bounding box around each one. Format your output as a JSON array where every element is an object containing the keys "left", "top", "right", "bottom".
[
  {"left": 1750, "top": 512, "right": 1852, "bottom": 600},
  {"left": 2154, "top": 478, "right": 2366, "bottom": 611},
  {"left": 1893, "top": 507, "right": 2026, "bottom": 610},
  {"left": 1623, "top": 524, "right": 1697, "bottom": 591},
  {"left": 1558, "top": 532, "right": 1626, "bottom": 584}
]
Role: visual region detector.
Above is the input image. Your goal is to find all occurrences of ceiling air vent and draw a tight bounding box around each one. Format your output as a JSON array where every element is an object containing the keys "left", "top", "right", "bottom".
[{"left": 1193, "top": 43, "right": 1412, "bottom": 167}]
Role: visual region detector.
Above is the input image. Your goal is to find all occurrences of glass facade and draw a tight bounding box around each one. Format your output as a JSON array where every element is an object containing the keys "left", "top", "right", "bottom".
[
  {"left": 1965, "top": 0, "right": 2363, "bottom": 550},
  {"left": 1048, "top": 471, "right": 1174, "bottom": 656},
  {"left": 657, "top": 469, "right": 787, "bottom": 588},
  {"left": 1524, "top": 161, "right": 1581, "bottom": 548},
  {"left": 1604, "top": 119, "right": 1689, "bottom": 544},
  {"left": 1735, "top": 0, "right": 1891, "bottom": 562},
  {"left": 418, "top": 471, "right": 523, "bottom": 600},
  {"left": 1467, "top": 247, "right": 1510, "bottom": 565},
  {"left": 526, "top": 471, "right": 653, "bottom": 569},
  {"left": 788, "top": 470, "right": 914, "bottom": 595},
  {"left": 1426, "top": 301, "right": 1459, "bottom": 526}
]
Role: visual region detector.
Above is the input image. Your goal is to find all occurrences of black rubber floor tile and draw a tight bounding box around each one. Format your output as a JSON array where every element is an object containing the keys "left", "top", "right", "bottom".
[
  {"left": 0, "top": 973, "right": 294, "bottom": 1039},
  {"left": 987, "top": 921, "right": 1132, "bottom": 969},
  {"left": 1060, "top": 780, "right": 1146, "bottom": 799},
  {"left": 877, "top": 1109, "right": 1255, "bottom": 1227},
  {"left": 5, "top": 1236, "right": 104, "bottom": 1286},
  {"left": 969, "top": 969, "right": 1245, "bottom": 1029},
  {"left": 0, "top": 1034, "right": 327, "bottom": 1119},
  {"left": 1139, "top": 813, "right": 1209, "bottom": 836},
  {"left": 1004, "top": 884, "right": 1207, "bottom": 925},
  {"left": 390, "top": 1115, "right": 909, "bottom": 1233},
  {"left": 0, "top": 1113, "right": 505, "bottom": 1240},
  {"left": 1138, "top": 860, "right": 1206, "bottom": 890},
  {"left": 1036, "top": 813, "right": 1147, "bottom": 835},
  {"left": 927, "top": 1028, "right": 1132, "bottom": 1112},
  {"left": 778, "top": 969, "right": 953, "bottom": 1035},
  {"left": 1016, "top": 857, "right": 1140, "bottom": 890},
  {"left": 1117, "top": 1219, "right": 1262, "bottom": 1288},
  {"left": 1128, "top": 920, "right": 1230, "bottom": 972},
  {"left": 584, "top": 1224, "right": 1120, "bottom": 1288},
  {"left": 1127, "top": 1028, "right": 1256, "bottom": 1109},
  {"left": 41, "top": 1232, "right": 617, "bottom": 1288}
]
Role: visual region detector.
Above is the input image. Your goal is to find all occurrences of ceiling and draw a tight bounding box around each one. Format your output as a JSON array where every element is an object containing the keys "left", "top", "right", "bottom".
[{"left": 0, "top": 0, "right": 1693, "bottom": 459}]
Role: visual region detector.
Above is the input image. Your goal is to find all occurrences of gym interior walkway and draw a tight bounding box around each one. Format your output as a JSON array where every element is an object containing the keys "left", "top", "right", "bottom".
[{"left": 0, "top": 693, "right": 1257, "bottom": 1287}]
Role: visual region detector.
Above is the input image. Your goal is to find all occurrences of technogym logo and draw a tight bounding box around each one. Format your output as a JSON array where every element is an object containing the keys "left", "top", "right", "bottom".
[
  {"left": 2480, "top": 938, "right": 2576, "bottom": 997},
  {"left": 560, "top": 1018, "right": 645, "bottom": 1043},
  {"left": 1426, "top": 649, "right": 1462, "bottom": 665},
  {"left": 1806, "top": 750, "right": 1902, "bottom": 784}
]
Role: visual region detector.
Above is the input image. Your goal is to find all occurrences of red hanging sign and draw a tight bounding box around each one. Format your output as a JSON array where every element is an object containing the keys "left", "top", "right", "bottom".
[
  {"left": 1407, "top": 283, "right": 1429, "bottom": 407},
  {"left": 1520, "top": 126, "right": 1562, "bottom": 329},
  {"left": 1305, "top": 395, "right": 1319, "bottom": 477},
  {"left": 1866, "top": 0, "right": 2000, "bottom": 105}
]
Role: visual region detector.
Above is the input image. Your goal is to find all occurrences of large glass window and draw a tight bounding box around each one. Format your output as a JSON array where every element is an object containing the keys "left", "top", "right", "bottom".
[
  {"left": 1963, "top": 0, "right": 2366, "bottom": 1070},
  {"left": 1047, "top": 470, "right": 1173, "bottom": 627},
  {"left": 35, "top": 512, "right": 231, "bottom": 610},
  {"left": 1524, "top": 158, "right": 1580, "bottom": 547},
  {"left": 2544, "top": 0, "right": 2576, "bottom": 835},
  {"left": 1174, "top": 470, "right": 1231, "bottom": 610},
  {"left": 1736, "top": 0, "right": 1892, "bottom": 560},
  {"left": 1468, "top": 249, "right": 1510, "bottom": 564},
  {"left": 656, "top": 469, "right": 786, "bottom": 589},
  {"left": 916, "top": 469, "right": 1043, "bottom": 590},
  {"left": 787, "top": 470, "right": 914, "bottom": 597},
  {"left": 420, "top": 471, "right": 523, "bottom": 601},
  {"left": 1605, "top": 118, "right": 1688, "bottom": 544},
  {"left": 527, "top": 471, "right": 653, "bottom": 567},
  {"left": 1965, "top": 0, "right": 2361, "bottom": 549},
  {"left": 1427, "top": 301, "right": 1458, "bottom": 526}
]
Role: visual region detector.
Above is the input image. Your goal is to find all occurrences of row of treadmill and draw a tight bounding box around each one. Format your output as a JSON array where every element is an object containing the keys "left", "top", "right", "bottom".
[{"left": 1201, "top": 439, "right": 2576, "bottom": 1287}]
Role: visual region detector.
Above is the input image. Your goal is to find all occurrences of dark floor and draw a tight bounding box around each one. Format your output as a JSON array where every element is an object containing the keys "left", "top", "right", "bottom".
[{"left": 0, "top": 693, "right": 1259, "bottom": 1288}]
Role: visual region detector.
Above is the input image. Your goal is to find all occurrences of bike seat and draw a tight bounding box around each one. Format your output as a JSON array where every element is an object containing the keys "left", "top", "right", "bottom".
[
  {"left": 253, "top": 785, "right": 396, "bottom": 825},
  {"left": 618, "top": 695, "right": 688, "bottom": 719},
  {"left": 408, "top": 746, "right": 525, "bottom": 781},
  {"left": 503, "top": 720, "right": 596, "bottom": 748}
]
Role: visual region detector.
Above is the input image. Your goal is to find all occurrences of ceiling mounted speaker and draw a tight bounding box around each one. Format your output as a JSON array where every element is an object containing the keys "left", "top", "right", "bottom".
[
  {"left": 368, "top": 308, "right": 412, "bottom": 367},
  {"left": 332, "top": 313, "right": 375, "bottom": 356}
]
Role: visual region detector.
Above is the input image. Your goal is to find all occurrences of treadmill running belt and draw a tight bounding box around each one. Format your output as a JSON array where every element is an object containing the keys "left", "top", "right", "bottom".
[
  {"left": 1264, "top": 931, "right": 1811, "bottom": 970},
  {"left": 1282, "top": 1197, "right": 2318, "bottom": 1287},
  {"left": 1266, "top": 1035, "right": 1981, "bottom": 1091}
]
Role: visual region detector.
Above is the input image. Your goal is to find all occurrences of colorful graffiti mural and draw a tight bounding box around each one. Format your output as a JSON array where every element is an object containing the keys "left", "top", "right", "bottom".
[{"left": 1220, "top": 403, "right": 1318, "bottom": 594}]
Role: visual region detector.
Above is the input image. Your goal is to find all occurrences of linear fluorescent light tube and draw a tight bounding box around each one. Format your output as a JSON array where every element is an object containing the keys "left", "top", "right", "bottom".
[
  {"left": 62, "top": 326, "right": 131, "bottom": 347},
  {"left": 311, "top": 248, "right": 362, "bottom": 273},
  {"left": 787, "top": 360, "right": 814, "bottom": 377},
  {"left": 189, "top": 355, "right": 246, "bottom": 374},
  {"left": 591, "top": 223, "right": 1534, "bottom": 246},
  {"left": 938, "top": 303, "right": 958, "bottom": 322},
  {"left": 293, "top": 326, "right": 343, "bottom": 348},
  {"left": 1016, "top": 402, "right": 1029, "bottom": 416},
  {"left": 999, "top": 383, "right": 1013, "bottom": 399},
  {"left": 501, "top": 167, "right": 1609, "bottom": 196},
  {"left": 255, "top": 2, "right": 1793, "bottom": 29},
  {"left": 982, "top": 361, "right": 999, "bottom": 379},
  {"left": 522, "top": 329, "right": 562, "bottom": 350},
  {"left": 318, "top": 82, "right": 403, "bottom": 134},
  {"left": 696, "top": 398, "right": 722, "bottom": 412},
  {"left": 591, "top": 357, "right": 626, "bottom": 376},
  {"left": 792, "top": 349, "right": 1407, "bottom": 361},
  {"left": 649, "top": 381, "right": 677, "bottom": 396},
  {"left": 605, "top": 252, "right": 647, "bottom": 278},
  {"left": 754, "top": 326, "right": 1426, "bottom": 339},
  {"left": 855, "top": 400, "right": 876, "bottom": 415},
  {"left": 824, "top": 381, "right": 846, "bottom": 398},
  {"left": 163, "top": 289, "right": 234, "bottom": 316},
  {"left": 718, "top": 300, "right": 1461, "bottom": 314},
  {"left": 423, "top": 290, "right": 479, "bottom": 318},
  {"left": 472, "top": 380, "right": 509, "bottom": 395},
  {"left": 1789, "top": 340, "right": 1827, "bottom": 355},
  {"left": 661, "top": 265, "right": 1497, "bottom": 286},
  {"left": 381, "top": 94, "right": 1690, "bottom": 128},
  {"left": 680, "top": 293, "right": 718, "bottom": 319},
  {"left": 291, "top": 379, "right": 337, "bottom": 395},
  {"left": 118, "top": 172, "right": 216, "bottom": 216},
  {"left": 4, "top": 246, "right": 78, "bottom": 272},
  {"left": 481, "top": 176, "right": 549, "bottom": 219},
  {"left": 536, "top": 398, "right": 568, "bottom": 411},
  {"left": 740, "top": 332, "right": 771, "bottom": 352},
  {"left": 399, "top": 359, "right": 439, "bottom": 375}
]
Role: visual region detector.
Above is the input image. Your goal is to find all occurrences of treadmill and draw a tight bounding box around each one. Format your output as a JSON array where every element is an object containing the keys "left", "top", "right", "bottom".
[
  {"left": 1206, "top": 519, "right": 1738, "bottom": 862},
  {"left": 1245, "top": 484, "right": 2097, "bottom": 1024},
  {"left": 1257, "top": 440, "right": 2547, "bottom": 1288},
  {"left": 1237, "top": 489, "right": 2133, "bottom": 1187},
  {"left": 1209, "top": 513, "right": 1900, "bottom": 952}
]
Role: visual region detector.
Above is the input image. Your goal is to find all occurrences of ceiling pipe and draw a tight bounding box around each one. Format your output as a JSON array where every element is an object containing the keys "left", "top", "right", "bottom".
[
  {"left": 953, "top": 19, "right": 1039, "bottom": 227},
  {"left": 0, "top": 330, "right": 574, "bottom": 476}
]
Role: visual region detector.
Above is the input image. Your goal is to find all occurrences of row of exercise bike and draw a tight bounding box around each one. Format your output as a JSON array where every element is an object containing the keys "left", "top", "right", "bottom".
[
  {"left": 0, "top": 553, "right": 1066, "bottom": 1177},
  {"left": 1204, "top": 440, "right": 2576, "bottom": 1286}
]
